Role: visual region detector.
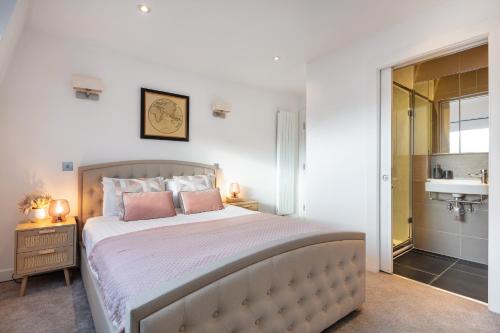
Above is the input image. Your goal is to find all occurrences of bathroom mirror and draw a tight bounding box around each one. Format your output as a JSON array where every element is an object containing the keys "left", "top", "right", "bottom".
[
  {"left": 437, "top": 94, "right": 489, "bottom": 153},
  {"left": 432, "top": 67, "right": 489, "bottom": 154}
]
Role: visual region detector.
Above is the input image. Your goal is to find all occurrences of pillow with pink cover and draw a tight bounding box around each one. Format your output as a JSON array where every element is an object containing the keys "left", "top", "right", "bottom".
[
  {"left": 121, "top": 191, "right": 176, "bottom": 221},
  {"left": 179, "top": 188, "right": 224, "bottom": 215}
]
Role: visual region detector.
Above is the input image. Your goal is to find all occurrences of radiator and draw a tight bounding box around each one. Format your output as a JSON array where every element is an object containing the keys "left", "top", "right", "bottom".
[{"left": 276, "top": 110, "right": 298, "bottom": 215}]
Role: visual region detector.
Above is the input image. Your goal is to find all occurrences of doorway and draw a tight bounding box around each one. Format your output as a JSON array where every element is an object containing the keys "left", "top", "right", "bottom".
[{"left": 380, "top": 43, "right": 489, "bottom": 303}]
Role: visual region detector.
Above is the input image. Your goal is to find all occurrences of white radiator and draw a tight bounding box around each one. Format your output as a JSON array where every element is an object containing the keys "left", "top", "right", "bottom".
[{"left": 276, "top": 110, "right": 299, "bottom": 215}]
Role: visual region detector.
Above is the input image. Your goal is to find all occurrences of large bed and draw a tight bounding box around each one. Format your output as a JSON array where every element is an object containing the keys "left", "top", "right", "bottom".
[{"left": 78, "top": 160, "right": 365, "bottom": 333}]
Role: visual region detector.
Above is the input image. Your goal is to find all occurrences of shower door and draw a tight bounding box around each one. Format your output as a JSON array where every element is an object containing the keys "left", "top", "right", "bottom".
[
  {"left": 412, "top": 94, "right": 432, "bottom": 247},
  {"left": 392, "top": 84, "right": 412, "bottom": 250},
  {"left": 391, "top": 85, "right": 432, "bottom": 253}
]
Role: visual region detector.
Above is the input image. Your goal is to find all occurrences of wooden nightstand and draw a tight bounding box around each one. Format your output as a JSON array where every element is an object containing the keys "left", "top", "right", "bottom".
[
  {"left": 14, "top": 216, "right": 77, "bottom": 296},
  {"left": 226, "top": 199, "right": 259, "bottom": 211}
]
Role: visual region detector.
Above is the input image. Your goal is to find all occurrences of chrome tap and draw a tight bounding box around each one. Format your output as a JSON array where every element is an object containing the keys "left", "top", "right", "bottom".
[{"left": 468, "top": 169, "right": 488, "bottom": 184}]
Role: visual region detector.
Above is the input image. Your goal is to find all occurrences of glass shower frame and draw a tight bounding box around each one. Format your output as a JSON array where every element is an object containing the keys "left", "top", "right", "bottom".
[{"left": 392, "top": 81, "right": 432, "bottom": 254}]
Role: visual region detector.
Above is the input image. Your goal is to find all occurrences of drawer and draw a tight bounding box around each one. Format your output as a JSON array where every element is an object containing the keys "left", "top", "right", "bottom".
[
  {"left": 16, "top": 246, "right": 74, "bottom": 276},
  {"left": 239, "top": 203, "right": 258, "bottom": 211},
  {"left": 17, "top": 225, "right": 74, "bottom": 253}
]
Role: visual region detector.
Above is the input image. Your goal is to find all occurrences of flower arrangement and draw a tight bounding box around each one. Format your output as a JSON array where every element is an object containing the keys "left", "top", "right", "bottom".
[{"left": 18, "top": 192, "right": 52, "bottom": 215}]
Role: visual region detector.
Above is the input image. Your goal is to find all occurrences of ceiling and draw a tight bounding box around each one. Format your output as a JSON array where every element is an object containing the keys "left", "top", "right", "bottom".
[{"left": 26, "top": 0, "right": 447, "bottom": 94}]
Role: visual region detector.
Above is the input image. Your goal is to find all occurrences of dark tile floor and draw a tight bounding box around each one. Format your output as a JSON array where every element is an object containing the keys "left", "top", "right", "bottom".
[{"left": 394, "top": 249, "right": 488, "bottom": 302}]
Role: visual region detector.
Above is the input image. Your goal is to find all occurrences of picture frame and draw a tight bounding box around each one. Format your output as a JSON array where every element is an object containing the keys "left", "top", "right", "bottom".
[{"left": 140, "top": 88, "right": 190, "bottom": 141}]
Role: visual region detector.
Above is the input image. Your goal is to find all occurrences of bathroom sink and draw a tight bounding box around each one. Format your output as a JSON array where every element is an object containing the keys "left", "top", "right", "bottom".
[{"left": 425, "top": 178, "right": 488, "bottom": 195}]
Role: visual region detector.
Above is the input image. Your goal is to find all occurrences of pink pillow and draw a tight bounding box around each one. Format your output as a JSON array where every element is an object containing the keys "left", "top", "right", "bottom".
[
  {"left": 179, "top": 189, "right": 224, "bottom": 214},
  {"left": 121, "top": 191, "right": 176, "bottom": 221}
]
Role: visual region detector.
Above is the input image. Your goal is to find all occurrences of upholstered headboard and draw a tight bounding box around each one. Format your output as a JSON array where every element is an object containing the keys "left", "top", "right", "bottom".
[{"left": 78, "top": 160, "right": 219, "bottom": 228}]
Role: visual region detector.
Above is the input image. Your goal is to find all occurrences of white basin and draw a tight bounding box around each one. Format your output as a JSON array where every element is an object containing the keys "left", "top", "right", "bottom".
[{"left": 425, "top": 178, "right": 488, "bottom": 195}]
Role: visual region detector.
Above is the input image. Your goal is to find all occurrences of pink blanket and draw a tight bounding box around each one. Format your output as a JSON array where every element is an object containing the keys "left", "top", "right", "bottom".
[{"left": 88, "top": 213, "right": 330, "bottom": 330}]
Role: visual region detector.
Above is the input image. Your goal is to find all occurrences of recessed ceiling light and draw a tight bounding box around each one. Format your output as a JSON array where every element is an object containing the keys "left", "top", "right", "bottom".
[
  {"left": 273, "top": 56, "right": 281, "bottom": 61},
  {"left": 138, "top": 4, "right": 151, "bottom": 13}
]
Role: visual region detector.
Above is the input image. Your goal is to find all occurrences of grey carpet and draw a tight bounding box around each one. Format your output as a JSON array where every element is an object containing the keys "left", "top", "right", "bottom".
[
  {"left": 1, "top": 270, "right": 499, "bottom": 333},
  {"left": 0, "top": 270, "right": 95, "bottom": 333}
]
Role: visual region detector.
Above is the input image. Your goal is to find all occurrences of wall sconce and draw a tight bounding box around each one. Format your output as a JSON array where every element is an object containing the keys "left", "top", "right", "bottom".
[
  {"left": 72, "top": 74, "right": 103, "bottom": 100},
  {"left": 212, "top": 102, "right": 231, "bottom": 118},
  {"left": 48, "top": 199, "right": 70, "bottom": 223}
]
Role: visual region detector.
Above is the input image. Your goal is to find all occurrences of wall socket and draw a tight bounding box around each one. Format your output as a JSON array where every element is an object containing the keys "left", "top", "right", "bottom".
[{"left": 62, "top": 162, "right": 74, "bottom": 171}]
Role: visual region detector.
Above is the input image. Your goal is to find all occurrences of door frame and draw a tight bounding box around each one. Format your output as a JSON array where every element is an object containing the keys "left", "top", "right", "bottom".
[
  {"left": 378, "top": 37, "right": 489, "bottom": 274},
  {"left": 379, "top": 67, "right": 393, "bottom": 273}
]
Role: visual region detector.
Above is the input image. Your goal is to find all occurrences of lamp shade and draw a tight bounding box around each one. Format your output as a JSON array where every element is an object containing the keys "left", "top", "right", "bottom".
[
  {"left": 48, "top": 199, "right": 70, "bottom": 222},
  {"left": 230, "top": 183, "right": 240, "bottom": 198}
]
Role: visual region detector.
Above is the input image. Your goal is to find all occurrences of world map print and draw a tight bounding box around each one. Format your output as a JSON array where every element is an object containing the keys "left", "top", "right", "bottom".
[{"left": 147, "top": 98, "right": 183, "bottom": 134}]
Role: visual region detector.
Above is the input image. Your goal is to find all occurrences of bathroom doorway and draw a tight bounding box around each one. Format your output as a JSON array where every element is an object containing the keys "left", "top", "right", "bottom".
[{"left": 382, "top": 43, "right": 489, "bottom": 302}]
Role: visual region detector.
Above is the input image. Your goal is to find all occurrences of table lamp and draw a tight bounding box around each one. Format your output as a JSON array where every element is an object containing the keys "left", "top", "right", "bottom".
[{"left": 48, "top": 199, "right": 70, "bottom": 222}]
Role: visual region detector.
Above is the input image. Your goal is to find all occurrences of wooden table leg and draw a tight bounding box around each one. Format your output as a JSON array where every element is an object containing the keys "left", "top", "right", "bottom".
[
  {"left": 63, "top": 268, "right": 71, "bottom": 286},
  {"left": 19, "top": 276, "right": 28, "bottom": 297}
]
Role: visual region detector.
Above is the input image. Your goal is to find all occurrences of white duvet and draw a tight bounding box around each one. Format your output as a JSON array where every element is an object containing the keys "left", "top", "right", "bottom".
[{"left": 82, "top": 204, "right": 258, "bottom": 257}]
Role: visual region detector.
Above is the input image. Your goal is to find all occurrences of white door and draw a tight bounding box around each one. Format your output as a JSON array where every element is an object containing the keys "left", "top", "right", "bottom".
[{"left": 380, "top": 67, "right": 393, "bottom": 273}]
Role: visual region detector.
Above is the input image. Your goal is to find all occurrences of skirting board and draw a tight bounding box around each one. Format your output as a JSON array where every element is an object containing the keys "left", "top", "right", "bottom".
[{"left": 0, "top": 268, "right": 13, "bottom": 282}]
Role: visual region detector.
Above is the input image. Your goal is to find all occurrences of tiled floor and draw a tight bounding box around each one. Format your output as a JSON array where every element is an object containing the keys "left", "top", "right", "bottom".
[{"left": 394, "top": 249, "right": 488, "bottom": 302}]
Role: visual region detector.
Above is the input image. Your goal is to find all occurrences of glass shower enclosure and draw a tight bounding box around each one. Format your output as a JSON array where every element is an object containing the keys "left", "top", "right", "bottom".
[{"left": 391, "top": 77, "right": 432, "bottom": 254}]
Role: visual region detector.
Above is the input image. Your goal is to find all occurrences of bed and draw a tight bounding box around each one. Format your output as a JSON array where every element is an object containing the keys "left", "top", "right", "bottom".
[{"left": 78, "top": 160, "right": 365, "bottom": 333}]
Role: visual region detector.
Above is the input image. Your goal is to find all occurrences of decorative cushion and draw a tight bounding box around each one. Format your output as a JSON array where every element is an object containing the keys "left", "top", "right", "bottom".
[
  {"left": 108, "top": 177, "right": 164, "bottom": 217},
  {"left": 121, "top": 191, "right": 176, "bottom": 221},
  {"left": 174, "top": 174, "right": 215, "bottom": 189},
  {"left": 179, "top": 188, "right": 224, "bottom": 215},
  {"left": 167, "top": 174, "right": 215, "bottom": 208}
]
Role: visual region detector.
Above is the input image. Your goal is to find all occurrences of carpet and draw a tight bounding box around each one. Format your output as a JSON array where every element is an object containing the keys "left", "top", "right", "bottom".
[
  {"left": 0, "top": 270, "right": 95, "bottom": 333},
  {"left": 326, "top": 273, "right": 500, "bottom": 333},
  {"left": 1, "top": 270, "right": 499, "bottom": 333}
]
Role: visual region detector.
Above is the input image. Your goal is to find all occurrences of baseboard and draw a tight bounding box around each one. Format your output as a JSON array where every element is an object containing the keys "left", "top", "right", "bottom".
[{"left": 0, "top": 268, "right": 13, "bottom": 282}]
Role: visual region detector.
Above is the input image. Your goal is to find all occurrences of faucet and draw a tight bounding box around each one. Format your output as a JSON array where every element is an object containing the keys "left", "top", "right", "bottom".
[{"left": 468, "top": 169, "right": 488, "bottom": 184}]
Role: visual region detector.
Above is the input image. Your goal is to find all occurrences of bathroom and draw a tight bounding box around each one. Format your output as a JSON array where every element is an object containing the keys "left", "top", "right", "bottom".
[{"left": 391, "top": 44, "right": 489, "bottom": 302}]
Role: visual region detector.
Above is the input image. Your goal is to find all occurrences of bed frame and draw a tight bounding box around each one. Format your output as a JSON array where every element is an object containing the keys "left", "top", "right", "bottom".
[{"left": 78, "top": 160, "right": 365, "bottom": 333}]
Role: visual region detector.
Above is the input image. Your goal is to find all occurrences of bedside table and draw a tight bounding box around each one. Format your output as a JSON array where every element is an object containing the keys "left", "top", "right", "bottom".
[
  {"left": 226, "top": 199, "right": 259, "bottom": 211},
  {"left": 14, "top": 216, "right": 77, "bottom": 296}
]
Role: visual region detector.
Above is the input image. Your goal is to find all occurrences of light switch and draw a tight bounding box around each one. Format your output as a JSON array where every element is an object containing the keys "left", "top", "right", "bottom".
[{"left": 62, "top": 162, "right": 73, "bottom": 171}]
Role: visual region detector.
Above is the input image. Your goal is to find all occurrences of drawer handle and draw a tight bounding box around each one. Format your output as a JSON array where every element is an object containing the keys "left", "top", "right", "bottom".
[
  {"left": 39, "top": 229, "right": 56, "bottom": 234},
  {"left": 38, "top": 249, "right": 56, "bottom": 255}
]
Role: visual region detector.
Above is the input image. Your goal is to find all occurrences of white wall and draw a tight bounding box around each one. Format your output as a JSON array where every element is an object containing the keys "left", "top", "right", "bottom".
[
  {"left": 0, "top": 0, "right": 17, "bottom": 37},
  {"left": 306, "top": 0, "right": 500, "bottom": 312},
  {"left": 0, "top": 27, "right": 300, "bottom": 281},
  {"left": 0, "top": 0, "right": 28, "bottom": 84}
]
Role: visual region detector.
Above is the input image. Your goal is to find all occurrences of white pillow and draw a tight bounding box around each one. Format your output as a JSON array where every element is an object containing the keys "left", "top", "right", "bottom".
[
  {"left": 167, "top": 174, "right": 215, "bottom": 208},
  {"left": 102, "top": 178, "right": 118, "bottom": 216},
  {"left": 102, "top": 177, "right": 164, "bottom": 216},
  {"left": 165, "top": 179, "right": 181, "bottom": 208}
]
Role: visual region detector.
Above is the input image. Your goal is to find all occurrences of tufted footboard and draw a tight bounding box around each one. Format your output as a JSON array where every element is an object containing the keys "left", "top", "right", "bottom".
[{"left": 125, "top": 233, "right": 365, "bottom": 333}]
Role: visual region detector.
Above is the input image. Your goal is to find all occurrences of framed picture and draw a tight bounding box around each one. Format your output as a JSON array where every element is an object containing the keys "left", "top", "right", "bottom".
[{"left": 140, "top": 88, "right": 189, "bottom": 141}]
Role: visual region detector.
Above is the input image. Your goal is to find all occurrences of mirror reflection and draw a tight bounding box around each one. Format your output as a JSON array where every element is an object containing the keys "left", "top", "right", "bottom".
[
  {"left": 433, "top": 65, "right": 489, "bottom": 154},
  {"left": 439, "top": 94, "right": 489, "bottom": 153}
]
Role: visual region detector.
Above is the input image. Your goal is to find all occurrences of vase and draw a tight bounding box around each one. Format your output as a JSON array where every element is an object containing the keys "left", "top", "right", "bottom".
[{"left": 28, "top": 208, "right": 48, "bottom": 222}]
